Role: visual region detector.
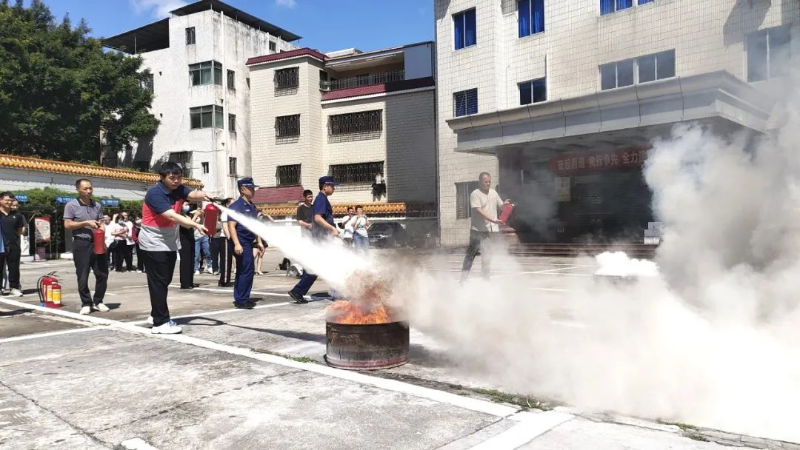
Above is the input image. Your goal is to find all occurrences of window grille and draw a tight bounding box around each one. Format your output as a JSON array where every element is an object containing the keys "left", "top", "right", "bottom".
[
  {"left": 456, "top": 181, "right": 480, "bottom": 219},
  {"left": 277, "top": 165, "right": 301, "bottom": 186},
  {"left": 329, "top": 162, "right": 384, "bottom": 184},
  {"left": 189, "top": 61, "right": 222, "bottom": 86},
  {"left": 328, "top": 110, "right": 382, "bottom": 136},
  {"left": 269, "top": 41, "right": 276, "bottom": 52},
  {"left": 186, "top": 27, "right": 196, "bottom": 45},
  {"left": 228, "top": 113, "right": 236, "bottom": 134},
  {"left": 169, "top": 151, "right": 192, "bottom": 178},
  {"left": 228, "top": 157, "right": 237, "bottom": 176},
  {"left": 227, "top": 70, "right": 235, "bottom": 90},
  {"left": 190, "top": 105, "right": 224, "bottom": 129},
  {"left": 274, "top": 67, "right": 299, "bottom": 90},
  {"left": 453, "top": 89, "right": 478, "bottom": 117},
  {"left": 276, "top": 114, "right": 301, "bottom": 138}
]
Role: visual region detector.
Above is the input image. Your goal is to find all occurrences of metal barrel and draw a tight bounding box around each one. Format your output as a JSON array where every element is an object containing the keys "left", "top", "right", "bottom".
[{"left": 325, "top": 321, "right": 410, "bottom": 370}]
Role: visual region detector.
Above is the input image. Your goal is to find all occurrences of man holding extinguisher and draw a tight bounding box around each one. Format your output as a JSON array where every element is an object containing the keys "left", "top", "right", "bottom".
[
  {"left": 228, "top": 178, "right": 264, "bottom": 309},
  {"left": 63, "top": 179, "right": 109, "bottom": 315}
]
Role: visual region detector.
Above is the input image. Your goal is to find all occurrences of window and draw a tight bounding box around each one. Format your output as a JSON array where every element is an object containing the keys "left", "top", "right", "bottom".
[
  {"left": 329, "top": 162, "right": 384, "bottom": 185},
  {"left": 519, "top": 78, "right": 547, "bottom": 105},
  {"left": 201, "top": 162, "right": 209, "bottom": 174},
  {"left": 274, "top": 67, "right": 299, "bottom": 90},
  {"left": 600, "top": 59, "right": 634, "bottom": 90},
  {"left": 453, "top": 89, "right": 478, "bottom": 117},
  {"left": 600, "top": 0, "right": 633, "bottom": 15},
  {"left": 190, "top": 105, "right": 224, "bottom": 129},
  {"left": 747, "top": 27, "right": 791, "bottom": 82},
  {"left": 141, "top": 73, "right": 154, "bottom": 93},
  {"left": 600, "top": 50, "right": 675, "bottom": 90},
  {"left": 269, "top": 41, "right": 277, "bottom": 52},
  {"left": 186, "top": 27, "right": 196, "bottom": 45},
  {"left": 638, "top": 50, "right": 675, "bottom": 83},
  {"left": 638, "top": 0, "right": 653, "bottom": 4},
  {"left": 456, "top": 181, "right": 480, "bottom": 219},
  {"left": 227, "top": 70, "right": 235, "bottom": 90},
  {"left": 276, "top": 165, "right": 301, "bottom": 186},
  {"left": 328, "top": 110, "right": 382, "bottom": 136},
  {"left": 228, "top": 113, "right": 236, "bottom": 133},
  {"left": 453, "top": 8, "right": 476, "bottom": 50},
  {"left": 168, "top": 151, "right": 192, "bottom": 178},
  {"left": 189, "top": 61, "right": 223, "bottom": 86},
  {"left": 518, "top": 0, "right": 544, "bottom": 38},
  {"left": 276, "top": 114, "right": 301, "bottom": 138},
  {"left": 228, "top": 157, "right": 237, "bottom": 176}
]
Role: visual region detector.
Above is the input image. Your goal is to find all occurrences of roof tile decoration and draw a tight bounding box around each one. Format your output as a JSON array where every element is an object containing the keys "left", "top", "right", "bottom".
[
  {"left": 0, "top": 154, "right": 203, "bottom": 188},
  {"left": 252, "top": 186, "right": 306, "bottom": 204},
  {"left": 246, "top": 48, "right": 327, "bottom": 66},
  {"left": 257, "top": 202, "right": 436, "bottom": 218}
]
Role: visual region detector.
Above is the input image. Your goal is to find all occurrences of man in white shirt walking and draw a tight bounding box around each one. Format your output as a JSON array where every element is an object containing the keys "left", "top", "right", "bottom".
[{"left": 461, "top": 172, "right": 511, "bottom": 282}]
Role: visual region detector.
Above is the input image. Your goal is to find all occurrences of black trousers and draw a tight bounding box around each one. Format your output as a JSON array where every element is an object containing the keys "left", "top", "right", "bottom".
[
  {"left": 210, "top": 237, "right": 225, "bottom": 273},
  {"left": 140, "top": 249, "right": 176, "bottom": 327},
  {"left": 108, "top": 241, "right": 117, "bottom": 269},
  {"left": 461, "top": 231, "right": 496, "bottom": 282},
  {"left": 0, "top": 241, "right": 21, "bottom": 290},
  {"left": 136, "top": 244, "right": 145, "bottom": 272},
  {"left": 218, "top": 239, "right": 233, "bottom": 286},
  {"left": 123, "top": 244, "right": 134, "bottom": 271},
  {"left": 113, "top": 241, "right": 126, "bottom": 272},
  {"left": 72, "top": 239, "right": 109, "bottom": 306},
  {"left": 179, "top": 229, "right": 195, "bottom": 288}
]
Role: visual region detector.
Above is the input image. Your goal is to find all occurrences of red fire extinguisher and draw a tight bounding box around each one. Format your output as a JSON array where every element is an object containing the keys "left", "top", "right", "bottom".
[
  {"left": 499, "top": 203, "right": 515, "bottom": 224},
  {"left": 204, "top": 203, "right": 219, "bottom": 236},
  {"left": 37, "top": 273, "right": 59, "bottom": 307},
  {"left": 93, "top": 228, "right": 106, "bottom": 254}
]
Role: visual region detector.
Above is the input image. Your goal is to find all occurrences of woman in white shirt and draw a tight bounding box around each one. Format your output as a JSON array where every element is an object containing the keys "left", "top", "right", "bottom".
[{"left": 348, "top": 205, "right": 370, "bottom": 252}]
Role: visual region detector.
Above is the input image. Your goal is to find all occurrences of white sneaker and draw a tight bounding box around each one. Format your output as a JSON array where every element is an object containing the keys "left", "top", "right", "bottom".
[
  {"left": 93, "top": 303, "right": 110, "bottom": 312},
  {"left": 194, "top": 270, "right": 200, "bottom": 275},
  {"left": 146, "top": 316, "right": 154, "bottom": 325},
  {"left": 10, "top": 289, "right": 23, "bottom": 297},
  {"left": 137, "top": 270, "right": 142, "bottom": 273},
  {"left": 80, "top": 306, "right": 91, "bottom": 315},
  {"left": 151, "top": 320, "right": 182, "bottom": 334},
  {"left": 206, "top": 268, "right": 213, "bottom": 274}
]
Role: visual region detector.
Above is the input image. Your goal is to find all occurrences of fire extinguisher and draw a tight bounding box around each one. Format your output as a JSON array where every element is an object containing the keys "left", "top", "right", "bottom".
[
  {"left": 51, "top": 282, "right": 62, "bottom": 308},
  {"left": 37, "top": 272, "right": 58, "bottom": 307},
  {"left": 204, "top": 203, "right": 219, "bottom": 236},
  {"left": 93, "top": 227, "right": 106, "bottom": 254},
  {"left": 499, "top": 203, "right": 515, "bottom": 224}
]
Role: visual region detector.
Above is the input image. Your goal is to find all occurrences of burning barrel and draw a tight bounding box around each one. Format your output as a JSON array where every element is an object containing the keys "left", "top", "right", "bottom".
[{"left": 324, "top": 300, "right": 409, "bottom": 370}]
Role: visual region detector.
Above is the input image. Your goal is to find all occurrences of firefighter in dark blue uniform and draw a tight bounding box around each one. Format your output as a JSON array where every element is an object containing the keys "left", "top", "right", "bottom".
[{"left": 228, "top": 178, "right": 264, "bottom": 309}]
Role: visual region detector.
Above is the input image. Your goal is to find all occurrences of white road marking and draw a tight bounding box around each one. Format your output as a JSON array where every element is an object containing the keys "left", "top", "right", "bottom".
[
  {"left": 528, "top": 287, "right": 575, "bottom": 292},
  {"left": 2, "top": 297, "right": 518, "bottom": 418},
  {"left": 127, "top": 301, "right": 293, "bottom": 325},
  {"left": 0, "top": 327, "right": 99, "bottom": 344},
  {"left": 470, "top": 411, "right": 574, "bottom": 450},
  {"left": 120, "top": 438, "right": 159, "bottom": 450}
]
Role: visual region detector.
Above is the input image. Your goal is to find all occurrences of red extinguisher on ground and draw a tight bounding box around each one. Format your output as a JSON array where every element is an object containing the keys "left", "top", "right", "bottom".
[
  {"left": 37, "top": 272, "right": 62, "bottom": 308},
  {"left": 204, "top": 203, "right": 219, "bottom": 236}
]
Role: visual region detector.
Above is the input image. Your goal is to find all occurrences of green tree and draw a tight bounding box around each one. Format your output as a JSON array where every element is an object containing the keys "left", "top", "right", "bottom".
[{"left": 0, "top": 0, "right": 158, "bottom": 163}]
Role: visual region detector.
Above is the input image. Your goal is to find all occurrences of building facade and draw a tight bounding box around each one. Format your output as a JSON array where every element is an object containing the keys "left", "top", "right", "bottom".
[
  {"left": 246, "top": 42, "right": 437, "bottom": 212},
  {"left": 435, "top": 0, "right": 798, "bottom": 246},
  {"left": 103, "top": 0, "right": 299, "bottom": 197}
]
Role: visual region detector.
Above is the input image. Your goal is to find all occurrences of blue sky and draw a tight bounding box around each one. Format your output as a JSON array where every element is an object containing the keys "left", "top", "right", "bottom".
[{"left": 35, "top": 0, "right": 435, "bottom": 53}]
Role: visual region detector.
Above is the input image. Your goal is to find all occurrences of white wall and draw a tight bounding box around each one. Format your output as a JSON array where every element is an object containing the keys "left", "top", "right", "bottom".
[
  {"left": 404, "top": 42, "right": 435, "bottom": 79},
  {"left": 0, "top": 168, "right": 149, "bottom": 200}
]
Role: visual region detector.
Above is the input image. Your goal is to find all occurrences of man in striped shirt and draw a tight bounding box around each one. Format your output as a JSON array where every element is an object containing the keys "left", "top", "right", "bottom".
[{"left": 139, "top": 162, "right": 209, "bottom": 334}]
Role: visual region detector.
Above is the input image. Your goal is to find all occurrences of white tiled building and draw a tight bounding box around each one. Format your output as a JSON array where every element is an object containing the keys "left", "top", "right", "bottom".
[
  {"left": 435, "top": 0, "right": 798, "bottom": 247},
  {"left": 103, "top": 0, "right": 299, "bottom": 197},
  {"left": 247, "top": 42, "right": 437, "bottom": 212}
]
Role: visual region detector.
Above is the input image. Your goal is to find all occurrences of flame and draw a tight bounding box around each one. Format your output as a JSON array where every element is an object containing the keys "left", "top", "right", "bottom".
[{"left": 326, "top": 300, "right": 393, "bottom": 325}]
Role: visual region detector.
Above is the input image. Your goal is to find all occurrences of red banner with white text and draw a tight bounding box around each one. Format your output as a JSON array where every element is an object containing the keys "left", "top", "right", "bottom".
[{"left": 549, "top": 148, "right": 650, "bottom": 175}]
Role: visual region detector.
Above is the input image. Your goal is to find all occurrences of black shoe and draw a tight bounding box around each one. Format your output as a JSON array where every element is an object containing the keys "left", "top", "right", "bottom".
[
  {"left": 234, "top": 301, "right": 255, "bottom": 309},
  {"left": 180, "top": 286, "right": 194, "bottom": 290},
  {"left": 218, "top": 282, "right": 233, "bottom": 287},
  {"left": 288, "top": 291, "right": 307, "bottom": 304}
]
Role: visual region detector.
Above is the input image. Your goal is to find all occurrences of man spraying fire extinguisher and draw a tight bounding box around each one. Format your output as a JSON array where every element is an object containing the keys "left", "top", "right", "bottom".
[{"left": 63, "top": 178, "right": 110, "bottom": 315}]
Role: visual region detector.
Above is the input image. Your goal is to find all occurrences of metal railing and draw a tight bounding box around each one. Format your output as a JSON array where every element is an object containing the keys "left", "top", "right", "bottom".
[{"left": 320, "top": 70, "right": 405, "bottom": 91}]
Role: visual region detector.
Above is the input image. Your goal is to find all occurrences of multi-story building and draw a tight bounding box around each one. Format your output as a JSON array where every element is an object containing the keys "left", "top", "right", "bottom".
[
  {"left": 246, "top": 42, "right": 437, "bottom": 221},
  {"left": 103, "top": 0, "right": 299, "bottom": 197},
  {"left": 435, "top": 0, "right": 797, "bottom": 247}
]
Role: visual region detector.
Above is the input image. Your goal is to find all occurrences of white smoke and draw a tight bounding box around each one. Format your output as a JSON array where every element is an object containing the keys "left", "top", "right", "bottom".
[{"left": 223, "top": 71, "right": 800, "bottom": 442}]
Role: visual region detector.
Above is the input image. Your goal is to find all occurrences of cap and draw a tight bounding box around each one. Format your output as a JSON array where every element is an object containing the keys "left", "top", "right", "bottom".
[
  {"left": 237, "top": 177, "right": 259, "bottom": 189},
  {"left": 318, "top": 176, "right": 339, "bottom": 187}
]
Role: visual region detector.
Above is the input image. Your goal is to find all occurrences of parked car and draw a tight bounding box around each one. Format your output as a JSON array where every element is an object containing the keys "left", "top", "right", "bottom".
[{"left": 368, "top": 222, "right": 407, "bottom": 248}]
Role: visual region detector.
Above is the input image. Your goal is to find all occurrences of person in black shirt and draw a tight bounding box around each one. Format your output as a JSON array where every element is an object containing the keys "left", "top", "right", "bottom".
[
  {"left": 297, "top": 190, "right": 314, "bottom": 237},
  {"left": 0, "top": 192, "right": 25, "bottom": 297}
]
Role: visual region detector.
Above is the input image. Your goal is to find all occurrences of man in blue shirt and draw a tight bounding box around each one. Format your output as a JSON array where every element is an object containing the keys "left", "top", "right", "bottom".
[
  {"left": 228, "top": 178, "right": 265, "bottom": 309},
  {"left": 288, "top": 176, "right": 339, "bottom": 304}
]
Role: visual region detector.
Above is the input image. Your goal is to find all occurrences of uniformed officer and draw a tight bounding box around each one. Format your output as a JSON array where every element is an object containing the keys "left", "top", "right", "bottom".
[{"left": 228, "top": 177, "right": 264, "bottom": 309}]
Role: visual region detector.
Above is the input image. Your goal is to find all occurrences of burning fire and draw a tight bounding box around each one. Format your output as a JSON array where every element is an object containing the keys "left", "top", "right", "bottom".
[
  {"left": 325, "top": 271, "right": 400, "bottom": 324},
  {"left": 326, "top": 300, "right": 393, "bottom": 325}
]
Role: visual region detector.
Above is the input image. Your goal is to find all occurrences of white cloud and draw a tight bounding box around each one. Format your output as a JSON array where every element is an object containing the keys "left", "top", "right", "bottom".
[
  {"left": 129, "top": 0, "right": 189, "bottom": 19},
  {"left": 275, "top": 0, "right": 297, "bottom": 8}
]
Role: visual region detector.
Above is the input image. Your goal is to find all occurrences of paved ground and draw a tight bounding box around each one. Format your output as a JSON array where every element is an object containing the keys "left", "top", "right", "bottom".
[{"left": 0, "top": 250, "right": 794, "bottom": 449}]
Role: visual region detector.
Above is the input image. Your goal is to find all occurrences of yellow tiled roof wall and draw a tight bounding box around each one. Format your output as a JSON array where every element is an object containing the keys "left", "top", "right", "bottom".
[{"left": 0, "top": 154, "right": 203, "bottom": 188}]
